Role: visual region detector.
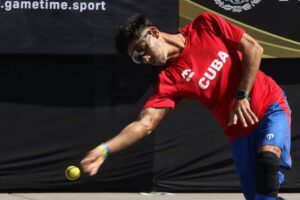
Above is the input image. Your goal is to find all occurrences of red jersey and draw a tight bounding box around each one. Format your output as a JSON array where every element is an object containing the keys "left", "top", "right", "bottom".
[{"left": 144, "top": 12, "right": 285, "bottom": 141}]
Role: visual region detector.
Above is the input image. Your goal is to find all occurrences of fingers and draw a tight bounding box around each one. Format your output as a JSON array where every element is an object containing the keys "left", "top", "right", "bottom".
[
  {"left": 80, "top": 149, "right": 106, "bottom": 176},
  {"left": 227, "top": 112, "right": 238, "bottom": 126},
  {"left": 81, "top": 148, "right": 101, "bottom": 165},
  {"left": 228, "top": 100, "right": 259, "bottom": 127},
  {"left": 81, "top": 159, "right": 100, "bottom": 176},
  {"left": 237, "top": 108, "right": 247, "bottom": 127},
  {"left": 247, "top": 107, "right": 259, "bottom": 123},
  {"left": 242, "top": 106, "right": 260, "bottom": 125},
  {"left": 85, "top": 162, "right": 98, "bottom": 176},
  {"left": 89, "top": 158, "right": 104, "bottom": 176},
  {"left": 83, "top": 157, "right": 104, "bottom": 176},
  {"left": 241, "top": 107, "right": 254, "bottom": 125},
  {"left": 81, "top": 156, "right": 96, "bottom": 166},
  {"left": 240, "top": 106, "right": 259, "bottom": 127}
]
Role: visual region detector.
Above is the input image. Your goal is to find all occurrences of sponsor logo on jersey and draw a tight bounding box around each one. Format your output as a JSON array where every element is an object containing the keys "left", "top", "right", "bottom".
[
  {"left": 214, "top": 0, "right": 262, "bottom": 13},
  {"left": 198, "top": 51, "right": 229, "bottom": 89},
  {"left": 181, "top": 69, "right": 195, "bottom": 82},
  {"left": 266, "top": 133, "right": 275, "bottom": 140}
]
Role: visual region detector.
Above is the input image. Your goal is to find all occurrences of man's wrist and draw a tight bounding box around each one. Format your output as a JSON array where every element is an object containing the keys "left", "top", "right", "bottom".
[
  {"left": 236, "top": 90, "right": 250, "bottom": 101},
  {"left": 97, "top": 143, "right": 110, "bottom": 158}
]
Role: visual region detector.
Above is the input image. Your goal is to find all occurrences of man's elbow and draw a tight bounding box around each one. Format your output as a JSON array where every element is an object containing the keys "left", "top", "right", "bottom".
[
  {"left": 144, "top": 123, "right": 155, "bottom": 136},
  {"left": 240, "top": 34, "right": 264, "bottom": 57},
  {"left": 145, "top": 128, "right": 154, "bottom": 136},
  {"left": 244, "top": 42, "right": 263, "bottom": 62},
  {"left": 255, "top": 43, "right": 264, "bottom": 56},
  {"left": 139, "top": 120, "right": 157, "bottom": 136},
  {"left": 138, "top": 108, "right": 168, "bottom": 136}
]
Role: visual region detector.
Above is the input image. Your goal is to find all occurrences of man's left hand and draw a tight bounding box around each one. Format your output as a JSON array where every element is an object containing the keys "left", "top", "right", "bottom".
[{"left": 228, "top": 99, "right": 259, "bottom": 127}]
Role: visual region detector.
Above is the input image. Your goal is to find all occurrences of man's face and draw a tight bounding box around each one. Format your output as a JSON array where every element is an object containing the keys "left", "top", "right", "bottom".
[{"left": 127, "top": 27, "right": 167, "bottom": 66}]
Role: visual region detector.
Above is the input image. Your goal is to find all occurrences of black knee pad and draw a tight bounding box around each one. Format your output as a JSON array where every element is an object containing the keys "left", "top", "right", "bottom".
[{"left": 256, "top": 151, "right": 279, "bottom": 197}]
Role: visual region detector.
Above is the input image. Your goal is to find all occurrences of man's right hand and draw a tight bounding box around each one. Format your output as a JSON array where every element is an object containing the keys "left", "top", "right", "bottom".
[{"left": 80, "top": 146, "right": 106, "bottom": 176}]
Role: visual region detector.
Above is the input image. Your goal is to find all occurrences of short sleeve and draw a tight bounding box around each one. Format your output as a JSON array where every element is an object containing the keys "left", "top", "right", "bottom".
[
  {"left": 143, "top": 94, "right": 179, "bottom": 110},
  {"left": 195, "top": 12, "right": 245, "bottom": 49},
  {"left": 143, "top": 71, "right": 181, "bottom": 110}
]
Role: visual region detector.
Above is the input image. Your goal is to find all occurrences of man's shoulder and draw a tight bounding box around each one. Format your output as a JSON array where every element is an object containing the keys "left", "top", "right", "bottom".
[
  {"left": 179, "top": 12, "right": 220, "bottom": 33},
  {"left": 157, "top": 65, "right": 178, "bottom": 84}
]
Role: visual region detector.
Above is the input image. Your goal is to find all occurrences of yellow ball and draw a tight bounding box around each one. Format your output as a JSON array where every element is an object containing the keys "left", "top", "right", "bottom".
[{"left": 65, "top": 166, "right": 80, "bottom": 181}]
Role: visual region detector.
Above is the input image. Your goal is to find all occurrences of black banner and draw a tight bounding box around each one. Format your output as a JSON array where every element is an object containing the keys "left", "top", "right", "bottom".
[
  {"left": 0, "top": 0, "right": 178, "bottom": 55},
  {"left": 0, "top": 55, "right": 299, "bottom": 192},
  {"left": 0, "top": 0, "right": 300, "bottom": 193},
  {"left": 0, "top": 54, "right": 156, "bottom": 191}
]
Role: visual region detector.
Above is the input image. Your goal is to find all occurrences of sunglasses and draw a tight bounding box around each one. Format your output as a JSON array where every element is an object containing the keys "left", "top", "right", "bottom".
[{"left": 131, "top": 31, "right": 151, "bottom": 64}]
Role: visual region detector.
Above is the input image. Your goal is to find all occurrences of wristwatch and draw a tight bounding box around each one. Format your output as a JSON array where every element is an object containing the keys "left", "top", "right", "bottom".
[{"left": 236, "top": 91, "right": 250, "bottom": 101}]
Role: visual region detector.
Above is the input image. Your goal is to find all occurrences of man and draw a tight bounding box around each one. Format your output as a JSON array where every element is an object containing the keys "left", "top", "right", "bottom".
[{"left": 80, "top": 12, "right": 291, "bottom": 200}]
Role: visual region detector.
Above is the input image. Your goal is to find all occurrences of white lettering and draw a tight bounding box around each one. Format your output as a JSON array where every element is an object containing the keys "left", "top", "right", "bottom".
[
  {"left": 40, "top": 0, "right": 45, "bottom": 9},
  {"left": 198, "top": 51, "right": 229, "bottom": 90},
  {"left": 2, "top": 0, "right": 107, "bottom": 12},
  {"left": 49, "top": 2, "right": 59, "bottom": 9},
  {"left": 88, "top": 2, "right": 95, "bottom": 10},
  {"left": 73, "top": 2, "right": 79, "bottom": 10},
  {"left": 187, "top": 72, "right": 195, "bottom": 81},
  {"left": 13, "top": 1, "right": 19, "bottom": 9},
  {"left": 4, "top": 1, "right": 12, "bottom": 11},
  {"left": 61, "top": 2, "right": 68, "bottom": 10},
  {"left": 80, "top": 2, "right": 87, "bottom": 12},
  {"left": 182, "top": 69, "right": 191, "bottom": 79},
  {"left": 181, "top": 69, "right": 195, "bottom": 82},
  {"left": 21, "top": 1, "right": 31, "bottom": 9},
  {"left": 218, "top": 51, "right": 229, "bottom": 63},
  {"left": 210, "top": 59, "right": 223, "bottom": 71},
  {"left": 199, "top": 77, "right": 209, "bottom": 89},
  {"left": 32, "top": 1, "right": 39, "bottom": 9},
  {"left": 101, "top": 1, "right": 106, "bottom": 10},
  {"left": 204, "top": 67, "right": 217, "bottom": 80}
]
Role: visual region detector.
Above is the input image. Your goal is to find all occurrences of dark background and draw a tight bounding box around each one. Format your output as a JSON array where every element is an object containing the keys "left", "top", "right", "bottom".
[
  {"left": 0, "top": 0, "right": 178, "bottom": 54},
  {"left": 0, "top": 0, "right": 299, "bottom": 193},
  {"left": 0, "top": 55, "right": 299, "bottom": 192}
]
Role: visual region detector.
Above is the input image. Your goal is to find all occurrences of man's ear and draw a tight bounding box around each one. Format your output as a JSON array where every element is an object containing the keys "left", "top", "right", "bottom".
[{"left": 149, "top": 27, "right": 159, "bottom": 39}]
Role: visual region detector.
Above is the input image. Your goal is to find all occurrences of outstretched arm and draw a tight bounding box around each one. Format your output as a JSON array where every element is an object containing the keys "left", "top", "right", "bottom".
[
  {"left": 228, "top": 33, "right": 263, "bottom": 127},
  {"left": 81, "top": 107, "right": 170, "bottom": 176}
]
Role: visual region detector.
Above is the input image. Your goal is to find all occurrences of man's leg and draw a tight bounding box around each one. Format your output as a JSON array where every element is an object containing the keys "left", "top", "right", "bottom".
[
  {"left": 231, "top": 139, "right": 288, "bottom": 200},
  {"left": 255, "top": 102, "right": 292, "bottom": 200},
  {"left": 231, "top": 100, "right": 291, "bottom": 200},
  {"left": 231, "top": 133, "right": 257, "bottom": 200},
  {"left": 255, "top": 148, "right": 280, "bottom": 200}
]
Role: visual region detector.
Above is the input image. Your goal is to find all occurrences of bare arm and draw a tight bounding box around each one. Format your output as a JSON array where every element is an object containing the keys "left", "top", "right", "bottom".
[
  {"left": 237, "top": 33, "right": 264, "bottom": 93},
  {"left": 228, "top": 33, "right": 263, "bottom": 127},
  {"left": 81, "top": 107, "right": 170, "bottom": 176},
  {"left": 105, "top": 107, "right": 170, "bottom": 154}
]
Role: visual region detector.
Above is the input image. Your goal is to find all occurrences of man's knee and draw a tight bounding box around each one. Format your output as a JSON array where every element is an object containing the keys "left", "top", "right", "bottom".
[{"left": 256, "top": 151, "right": 279, "bottom": 197}]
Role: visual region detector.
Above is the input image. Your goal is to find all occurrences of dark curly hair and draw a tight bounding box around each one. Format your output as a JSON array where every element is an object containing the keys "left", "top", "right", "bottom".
[{"left": 115, "top": 13, "right": 153, "bottom": 55}]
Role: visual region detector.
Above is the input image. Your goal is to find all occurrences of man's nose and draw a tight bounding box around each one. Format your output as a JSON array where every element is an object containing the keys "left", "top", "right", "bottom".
[{"left": 142, "top": 55, "right": 151, "bottom": 64}]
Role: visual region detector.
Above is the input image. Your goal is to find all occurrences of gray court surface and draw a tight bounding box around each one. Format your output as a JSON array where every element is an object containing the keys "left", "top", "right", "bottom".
[{"left": 1, "top": 193, "right": 299, "bottom": 200}]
